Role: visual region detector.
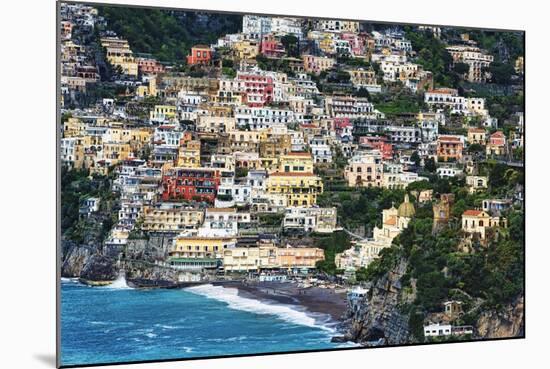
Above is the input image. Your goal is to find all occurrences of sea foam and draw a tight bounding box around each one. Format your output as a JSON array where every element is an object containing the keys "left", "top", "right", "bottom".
[
  {"left": 61, "top": 277, "right": 80, "bottom": 283},
  {"left": 185, "top": 284, "right": 335, "bottom": 332},
  {"left": 101, "top": 274, "right": 132, "bottom": 290}
]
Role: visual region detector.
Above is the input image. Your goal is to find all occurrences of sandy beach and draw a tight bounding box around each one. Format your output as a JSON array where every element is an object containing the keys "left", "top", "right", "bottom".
[{"left": 213, "top": 280, "right": 349, "bottom": 323}]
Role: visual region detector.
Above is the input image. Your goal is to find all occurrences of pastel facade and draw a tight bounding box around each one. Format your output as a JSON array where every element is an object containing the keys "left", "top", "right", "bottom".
[
  {"left": 276, "top": 247, "right": 325, "bottom": 270},
  {"left": 142, "top": 203, "right": 204, "bottom": 233},
  {"left": 437, "top": 135, "right": 464, "bottom": 162},
  {"left": 223, "top": 245, "right": 279, "bottom": 272},
  {"left": 461, "top": 210, "right": 507, "bottom": 240},
  {"left": 486, "top": 131, "right": 507, "bottom": 156},
  {"left": 344, "top": 150, "right": 383, "bottom": 187},
  {"left": 283, "top": 207, "right": 338, "bottom": 233},
  {"left": 187, "top": 45, "right": 212, "bottom": 65},
  {"left": 278, "top": 152, "right": 314, "bottom": 174},
  {"left": 336, "top": 195, "right": 414, "bottom": 271},
  {"left": 302, "top": 55, "right": 336, "bottom": 75},
  {"left": 169, "top": 236, "right": 237, "bottom": 259},
  {"left": 266, "top": 172, "right": 323, "bottom": 206},
  {"left": 100, "top": 37, "right": 138, "bottom": 77}
]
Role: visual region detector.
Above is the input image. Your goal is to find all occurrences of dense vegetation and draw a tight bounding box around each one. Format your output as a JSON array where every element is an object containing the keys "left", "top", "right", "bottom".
[
  {"left": 61, "top": 167, "right": 119, "bottom": 244},
  {"left": 98, "top": 7, "right": 241, "bottom": 63},
  {"left": 346, "top": 163, "right": 525, "bottom": 339},
  {"left": 314, "top": 232, "right": 352, "bottom": 275},
  {"left": 404, "top": 27, "right": 456, "bottom": 88},
  {"left": 370, "top": 85, "right": 427, "bottom": 115}
]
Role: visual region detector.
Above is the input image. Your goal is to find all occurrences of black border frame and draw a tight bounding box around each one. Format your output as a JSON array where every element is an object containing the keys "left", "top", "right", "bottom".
[{"left": 56, "top": 1, "right": 526, "bottom": 368}]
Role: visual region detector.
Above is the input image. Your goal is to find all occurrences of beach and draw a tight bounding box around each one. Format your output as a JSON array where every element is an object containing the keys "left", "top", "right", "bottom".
[{"left": 214, "top": 280, "right": 349, "bottom": 323}]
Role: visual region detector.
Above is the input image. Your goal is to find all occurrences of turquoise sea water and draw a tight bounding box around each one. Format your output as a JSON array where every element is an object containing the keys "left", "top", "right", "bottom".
[{"left": 60, "top": 278, "right": 346, "bottom": 366}]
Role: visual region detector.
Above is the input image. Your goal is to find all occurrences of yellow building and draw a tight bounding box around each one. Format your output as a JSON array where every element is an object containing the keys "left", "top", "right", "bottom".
[
  {"left": 461, "top": 210, "right": 507, "bottom": 241},
  {"left": 277, "top": 152, "right": 314, "bottom": 174},
  {"left": 223, "top": 245, "right": 279, "bottom": 272},
  {"left": 177, "top": 140, "right": 201, "bottom": 167},
  {"left": 233, "top": 39, "right": 259, "bottom": 60},
  {"left": 136, "top": 78, "right": 158, "bottom": 98},
  {"left": 102, "top": 142, "right": 132, "bottom": 164},
  {"left": 467, "top": 128, "right": 487, "bottom": 145},
  {"left": 197, "top": 106, "right": 235, "bottom": 134},
  {"left": 100, "top": 37, "right": 138, "bottom": 77},
  {"left": 228, "top": 130, "right": 261, "bottom": 152},
  {"left": 150, "top": 105, "right": 177, "bottom": 123},
  {"left": 63, "top": 117, "right": 87, "bottom": 138},
  {"left": 169, "top": 237, "right": 237, "bottom": 259},
  {"left": 319, "top": 36, "right": 335, "bottom": 54},
  {"left": 266, "top": 172, "right": 323, "bottom": 206},
  {"left": 259, "top": 138, "right": 291, "bottom": 159},
  {"left": 515, "top": 56, "right": 524, "bottom": 75},
  {"left": 349, "top": 68, "right": 378, "bottom": 87},
  {"left": 141, "top": 204, "right": 204, "bottom": 233}
]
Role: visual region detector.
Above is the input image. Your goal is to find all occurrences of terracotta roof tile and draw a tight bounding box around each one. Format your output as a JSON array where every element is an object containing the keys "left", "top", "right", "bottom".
[{"left": 463, "top": 210, "right": 483, "bottom": 216}]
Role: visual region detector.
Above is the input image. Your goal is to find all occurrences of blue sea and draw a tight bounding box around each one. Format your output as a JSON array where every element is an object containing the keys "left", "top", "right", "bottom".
[{"left": 60, "top": 277, "right": 349, "bottom": 366}]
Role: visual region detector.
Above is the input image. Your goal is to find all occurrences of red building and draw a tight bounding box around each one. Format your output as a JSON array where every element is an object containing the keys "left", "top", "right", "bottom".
[
  {"left": 334, "top": 118, "right": 353, "bottom": 139},
  {"left": 260, "top": 35, "right": 286, "bottom": 58},
  {"left": 186, "top": 45, "right": 212, "bottom": 66},
  {"left": 236, "top": 72, "right": 274, "bottom": 107},
  {"left": 137, "top": 57, "right": 165, "bottom": 74},
  {"left": 161, "top": 168, "right": 221, "bottom": 203},
  {"left": 359, "top": 136, "right": 394, "bottom": 160}
]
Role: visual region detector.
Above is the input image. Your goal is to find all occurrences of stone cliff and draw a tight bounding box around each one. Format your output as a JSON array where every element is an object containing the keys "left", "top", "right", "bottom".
[
  {"left": 340, "top": 259, "right": 411, "bottom": 345},
  {"left": 476, "top": 296, "right": 524, "bottom": 339},
  {"left": 124, "top": 260, "right": 180, "bottom": 288}
]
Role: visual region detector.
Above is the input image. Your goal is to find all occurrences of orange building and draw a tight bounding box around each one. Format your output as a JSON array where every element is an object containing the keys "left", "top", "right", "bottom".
[
  {"left": 437, "top": 135, "right": 463, "bottom": 162},
  {"left": 187, "top": 45, "right": 212, "bottom": 65}
]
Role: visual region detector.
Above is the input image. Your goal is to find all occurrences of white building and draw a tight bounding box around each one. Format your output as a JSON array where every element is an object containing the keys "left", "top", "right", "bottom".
[
  {"left": 235, "top": 106, "right": 295, "bottom": 130},
  {"left": 437, "top": 166, "right": 463, "bottom": 178},
  {"left": 309, "top": 135, "right": 333, "bottom": 163},
  {"left": 283, "top": 207, "right": 338, "bottom": 233},
  {"left": 424, "top": 323, "right": 452, "bottom": 337}
]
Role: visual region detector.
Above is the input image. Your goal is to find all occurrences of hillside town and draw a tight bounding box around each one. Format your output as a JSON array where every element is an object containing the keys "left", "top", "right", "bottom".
[{"left": 60, "top": 3, "right": 524, "bottom": 345}]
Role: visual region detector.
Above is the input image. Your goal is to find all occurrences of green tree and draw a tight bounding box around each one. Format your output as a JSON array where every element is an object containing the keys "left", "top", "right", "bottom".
[{"left": 424, "top": 158, "right": 436, "bottom": 172}]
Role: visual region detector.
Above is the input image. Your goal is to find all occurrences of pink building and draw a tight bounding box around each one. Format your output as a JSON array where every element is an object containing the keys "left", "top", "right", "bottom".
[
  {"left": 486, "top": 131, "right": 507, "bottom": 156},
  {"left": 236, "top": 73, "right": 274, "bottom": 107},
  {"left": 359, "top": 136, "right": 394, "bottom": 160},
  {"left": 137, "top": 58, "right": 165, "bottom": 74},
  {"left": 340, "top": 33, "right": 366, "bottom": 56},
  {"left": 260, "top": 35, "right": 286, "bottom": 58}
]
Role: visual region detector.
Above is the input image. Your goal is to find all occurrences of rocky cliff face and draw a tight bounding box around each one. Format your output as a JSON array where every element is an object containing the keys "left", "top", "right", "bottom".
[
  {"left": 124, "top": 234, "right": 174, "bottom": 261},
  {"left": 124, "top": 260, "right": 179, "bottom": 288},
  {"left": 341, "top": 259, "right": 411, "bottom": 345},
  {"left": 62, "top": 238, "right": 118, "bottom": 282},
  {"left": 62, "top": 234, "right": 182, "bottom": 287},
  {"left": 476, "top": 296, "right": 524, "bottom": 339},
  {"left": 79, "top": 254, "right": 119, "bottom": 282},
  {"left": 61, "top": 240, "right": 95, "bottom": 277}
]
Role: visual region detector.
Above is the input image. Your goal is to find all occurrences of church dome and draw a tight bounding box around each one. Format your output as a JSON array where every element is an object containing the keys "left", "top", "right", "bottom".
[{"left": 398, "top": 194, "right": 415, "bottom": 218}]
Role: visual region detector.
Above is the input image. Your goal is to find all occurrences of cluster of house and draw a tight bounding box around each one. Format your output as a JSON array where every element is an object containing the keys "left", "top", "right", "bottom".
[
  {"left": 337, "top": 189, "right": 513, "bottom": 274},
  {"left": 60, "top": 3, "right": 101, "bottom": 99},
  {"left": 423, "top": 301, "right": 474, "bottom": 339},
  {"left": 336, "top": 194, "right": 415, "bottom": 273},
  {"left": 60, "top": 5, "right": 523, "bottom": 277}
]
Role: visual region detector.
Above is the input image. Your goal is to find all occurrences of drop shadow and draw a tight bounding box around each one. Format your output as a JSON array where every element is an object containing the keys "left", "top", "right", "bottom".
[{"left": 34, "top": 353, "right": 57, "bottom": 367}]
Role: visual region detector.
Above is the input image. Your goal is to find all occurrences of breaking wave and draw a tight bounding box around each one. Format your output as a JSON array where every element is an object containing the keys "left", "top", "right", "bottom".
[
  {"left": 185, "top": 284, "right": 335, "bottom": 333},
  {"left": 102, "top": 274, "right": 132, "bottom": 290}
]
